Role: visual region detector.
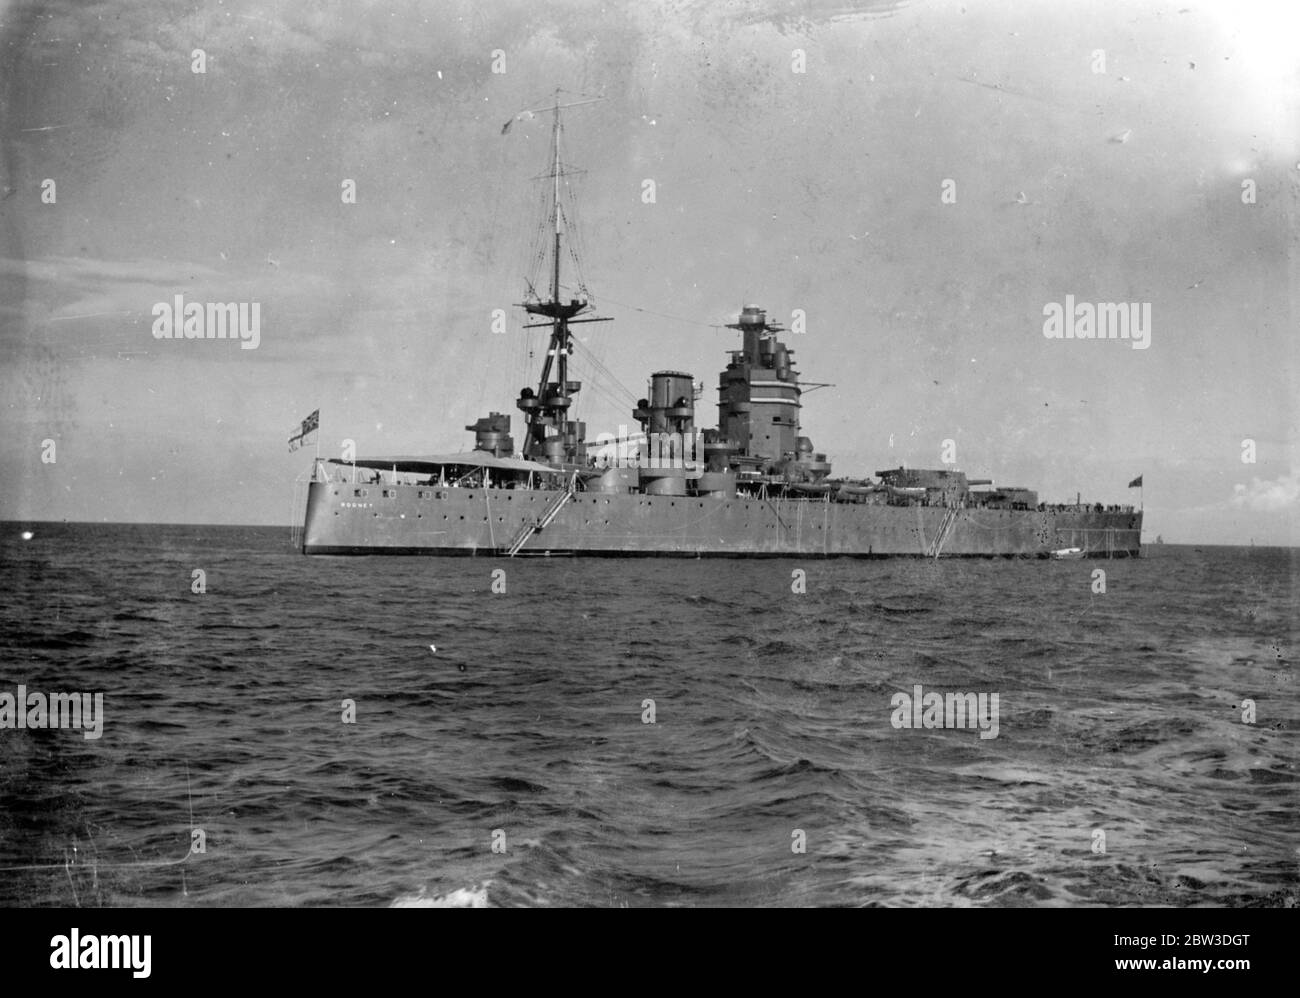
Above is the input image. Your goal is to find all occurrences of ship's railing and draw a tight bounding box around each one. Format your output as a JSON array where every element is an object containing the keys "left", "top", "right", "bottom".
[
  {"left": 731, "top": 478, "right": 1137, "bottom": 514},
  {"left": 310, "top": 460, "right": 566, "bottom": 491}
]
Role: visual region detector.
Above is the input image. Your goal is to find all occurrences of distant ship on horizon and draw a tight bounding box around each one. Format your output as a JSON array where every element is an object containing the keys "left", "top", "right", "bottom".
[{"left": 297, "top": 92, "right": 1142, "bottom": 558}]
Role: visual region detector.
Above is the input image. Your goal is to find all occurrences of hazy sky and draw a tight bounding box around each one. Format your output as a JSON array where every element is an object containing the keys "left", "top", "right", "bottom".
[{"left": 1, "top": 0, "right": 1296, "bottom": 544}]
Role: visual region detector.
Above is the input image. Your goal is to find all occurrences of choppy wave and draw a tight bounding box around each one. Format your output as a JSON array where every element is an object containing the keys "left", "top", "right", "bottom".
[{"left": 0, "top": 524, "right": 1295, "bottom": 907}]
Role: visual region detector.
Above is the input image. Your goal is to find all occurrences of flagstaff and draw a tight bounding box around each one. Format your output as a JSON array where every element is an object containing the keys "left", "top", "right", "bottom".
[{"left": 1128, "top": 473, "right": 1144, "bottom": 512}]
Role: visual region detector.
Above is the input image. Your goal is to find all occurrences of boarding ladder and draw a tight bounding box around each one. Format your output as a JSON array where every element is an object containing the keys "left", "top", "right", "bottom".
[
  {"left": 504, "top": 475, "right": 576, "bottom": 557},
  {"left": 928, "top": 504, "right": 961, "bottom": 559},
  {"left": 289, "top": 462, "right": 322, "bottom": 553}
]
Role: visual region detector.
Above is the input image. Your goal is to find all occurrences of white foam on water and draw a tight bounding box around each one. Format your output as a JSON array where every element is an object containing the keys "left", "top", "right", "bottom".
[{"left": 391, "top": 883, "right": 490, "bottom": 908}]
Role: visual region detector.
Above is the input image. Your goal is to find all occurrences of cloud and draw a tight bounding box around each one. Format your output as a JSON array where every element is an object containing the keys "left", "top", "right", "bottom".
[
  {"left": 6, "top": 0, "right": 598, "bottom": 80},
  {"left": 0, "top": 254, "right": 224, "bottom": 287},
  {"left": 1231, "top": 471, "right": 1300, "bottom": 512}
]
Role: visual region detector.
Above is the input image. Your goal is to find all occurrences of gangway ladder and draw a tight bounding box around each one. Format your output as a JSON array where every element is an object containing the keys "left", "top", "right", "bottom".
[
  {"left": 290, "top": 461, "right": 321, "bottom": 553},
  {"left": 504, "top": 475, "right": 577, "bottom": 557},
  {"left": 928, "top": 504, "right": 961, "bottom": 559}
]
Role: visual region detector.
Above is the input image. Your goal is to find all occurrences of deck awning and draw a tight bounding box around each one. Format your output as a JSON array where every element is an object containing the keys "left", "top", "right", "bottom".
[{"left": 326, "top": 452, "right": 562, "bottom": 475}]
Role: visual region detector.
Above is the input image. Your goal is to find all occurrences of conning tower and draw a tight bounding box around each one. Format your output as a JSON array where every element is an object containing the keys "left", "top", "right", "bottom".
[{"left": 715, "top": 305, "right": 830, "bottom": 481}]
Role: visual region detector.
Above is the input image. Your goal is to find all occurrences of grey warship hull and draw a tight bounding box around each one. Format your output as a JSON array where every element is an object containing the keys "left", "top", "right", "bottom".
[{"left": 301, "top": 479, "right": 1142, "bottom": 558}]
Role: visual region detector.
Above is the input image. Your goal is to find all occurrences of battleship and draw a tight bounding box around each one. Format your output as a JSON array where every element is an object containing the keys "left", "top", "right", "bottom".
[{"left": 298, "top": 94, "right": 1141, "bottom": 558}]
